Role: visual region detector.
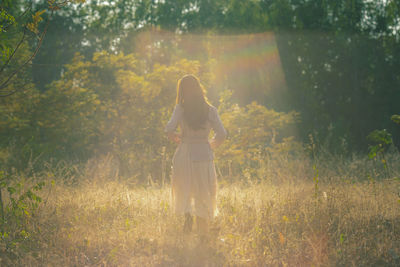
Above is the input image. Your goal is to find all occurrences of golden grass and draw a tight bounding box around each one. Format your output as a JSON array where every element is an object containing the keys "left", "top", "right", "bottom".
[{"left": 3, "top": 173, "right": 399, "bottom": 266}]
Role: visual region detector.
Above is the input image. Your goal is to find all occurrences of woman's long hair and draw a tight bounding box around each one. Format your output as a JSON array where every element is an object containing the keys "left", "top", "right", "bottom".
[{"left": 176, "top": 74, "right": 210, "bottom": 130}]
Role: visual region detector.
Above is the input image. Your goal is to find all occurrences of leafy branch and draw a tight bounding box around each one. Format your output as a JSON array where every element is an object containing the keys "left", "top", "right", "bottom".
[
  {"left": 391, "top": 115, "right": 400, "bottom": 126},
  {"left": 0, "top": 0, "right": 85, "bottom": 97}
]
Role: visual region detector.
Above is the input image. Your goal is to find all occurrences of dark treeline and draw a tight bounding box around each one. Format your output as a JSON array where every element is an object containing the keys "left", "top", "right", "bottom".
[{"left": 1, "top": 0, "right": 400, "bottom": 173}]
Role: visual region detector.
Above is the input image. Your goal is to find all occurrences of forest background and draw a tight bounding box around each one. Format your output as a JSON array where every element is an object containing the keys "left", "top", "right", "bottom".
[
  {"left": 1, "top": 0, "right": 400, "bottom": 180},
  {"left": 0, "top": 0, "right": 400, "bottom": 265}
]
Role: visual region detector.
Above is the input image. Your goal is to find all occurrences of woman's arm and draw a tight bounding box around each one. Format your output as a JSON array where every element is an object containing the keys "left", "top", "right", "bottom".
[
  {"left": 209, "top": 106, "right": 227, "bottom": 149},
  {"left": 165, "top": 104, "right": 182, "bottom": 144}
]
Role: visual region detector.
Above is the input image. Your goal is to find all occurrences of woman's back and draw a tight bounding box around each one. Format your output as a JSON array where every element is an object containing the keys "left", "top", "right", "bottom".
[{"left": 166, "top": 104, "right": 226, "bottom": 146}]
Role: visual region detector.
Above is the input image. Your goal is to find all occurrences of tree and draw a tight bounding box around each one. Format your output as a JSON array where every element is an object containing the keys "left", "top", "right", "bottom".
[{"left": 215, "top": 89, "right": 300, "bottom": 179}]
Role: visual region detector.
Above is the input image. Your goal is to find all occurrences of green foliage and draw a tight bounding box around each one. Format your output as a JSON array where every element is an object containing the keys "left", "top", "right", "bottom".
[
  {"left": 367, "top": 129, "right": 393, "bottom": 178},
  {"left": 0, "top": 170, "right": 46, "bottom": 256},
  {"left": 0, "top": 2, "right": 43, "bottom": 66},
  {"left": 392, "top": 115, "right": 400, "bottom": 126},
  {"left": 0, "top": 6, "right": 16, "bottom": 32},
  {"left": 0, "top": 6, "right": 16, "bottom": 64},
  {"left": 0, "top": 6, "right": 16, "bottom": 47},
  {"left": 1, "top": 0, "right": 88, "bottom": 96},
  {"left": 0, "top": 39, "right": 41, "bottom": 170},
  {"left": 367, "top": 129, "right": 393, "bottom": 160},
  {"left": 215, "top": 89, "right": 300, "bottom": 180}
]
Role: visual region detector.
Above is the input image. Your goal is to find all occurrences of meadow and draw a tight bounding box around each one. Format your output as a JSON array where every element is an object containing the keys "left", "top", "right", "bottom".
[{"left": 1, "top": 152, "right": 399, "bottom": 266}]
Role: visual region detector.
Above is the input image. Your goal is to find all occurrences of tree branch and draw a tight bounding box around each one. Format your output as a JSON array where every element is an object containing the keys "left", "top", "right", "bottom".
[
  {"left": 0, "top": 0, "right": 79, "bottom": 97},
  {"left": 0, "top": 10, "right": 54, "bottom": 96},
  {"left": 0, "top": 80, "right": 35, "bottom": 97},
  {"left": 0, "top": 28, "right": 27, "bottom": 75}
]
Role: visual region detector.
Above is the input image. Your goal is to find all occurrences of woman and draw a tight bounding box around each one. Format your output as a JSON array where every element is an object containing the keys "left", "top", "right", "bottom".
[{"left": 165, "top": 74, "right": 226, "bottom": 235}]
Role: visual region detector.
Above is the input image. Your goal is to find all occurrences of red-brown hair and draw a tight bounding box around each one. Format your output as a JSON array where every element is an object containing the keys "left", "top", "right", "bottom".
[{"left": 176, "top": 74, "right": 210, "bottom": 130}]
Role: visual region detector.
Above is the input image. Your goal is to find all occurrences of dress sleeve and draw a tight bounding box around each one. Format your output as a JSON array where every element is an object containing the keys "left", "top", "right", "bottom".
[
  {"left": 209, "top": 106, "right": 227, "bottom": 145},
  {"left": 165, "top": 104, "right": 182, "bottom": 133}
]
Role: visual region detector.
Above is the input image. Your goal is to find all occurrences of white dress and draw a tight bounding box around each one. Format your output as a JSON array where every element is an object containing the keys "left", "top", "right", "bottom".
[{"left": 165, "top": 104, "right": 227, "bottom": 219}]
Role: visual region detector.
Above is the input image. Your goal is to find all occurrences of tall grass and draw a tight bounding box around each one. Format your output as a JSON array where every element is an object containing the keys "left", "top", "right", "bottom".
[{"left": 0, "top": 152, "right": 399, "bottom": 266}]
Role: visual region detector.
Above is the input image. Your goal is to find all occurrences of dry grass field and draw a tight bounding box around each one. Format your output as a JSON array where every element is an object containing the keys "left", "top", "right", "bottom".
[{"left": 1, "top": 154, "right": 400, "bottom": 266}]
